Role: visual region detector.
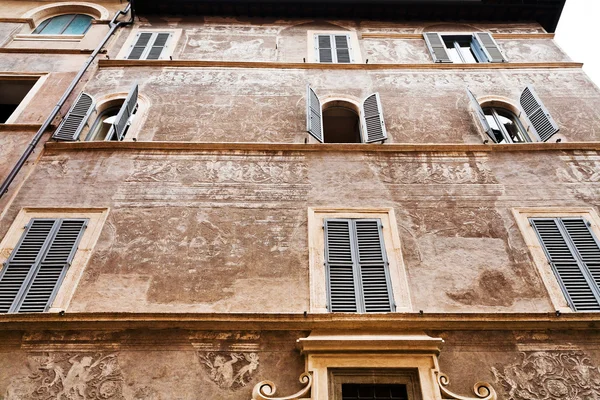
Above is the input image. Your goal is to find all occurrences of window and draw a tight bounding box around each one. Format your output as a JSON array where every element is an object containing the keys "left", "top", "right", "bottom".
[
  {"left": 308, "top": 208, "right": 412, "bottom": 314},
  {"left": 0, "top": 78, "right": 40, "bottom": 123},
  {"left": 324, "top": 218, "right": 394, "bottom": 313},
  {"left": 52, "top": 84, "right": 139, "bottom": 142},
  {"left": 307, "top": 86, "right": 387, "bottom": 143},
  {"left": 467, "top": 86, "right": 560, "bottom": 143},
  {"left": 125, "top": 32, "right": 173, "bottom": 60},
  {"left": 315, "top": 34, "right": 353, "bottom": 63},
  {"left": 342, "top": 384, "right": 409, "bottom": 400},
  {"left": 33, "top": 14, "right": 93, "bottom": 35},
  {"left": 330, "top": 369, "right": 421, "bottom": 400},
  {"left": 530, "top": 217, "right": 600, "bottom": 312},
  {"left": 423, "top": 32, "right": 506, "bottom": 63}
]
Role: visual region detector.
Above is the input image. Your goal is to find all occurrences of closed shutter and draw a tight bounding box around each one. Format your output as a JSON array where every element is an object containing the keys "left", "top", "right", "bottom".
[
  {"left": 306, "top": 85, "right": 324, "bottom": 143},
  {"left": 334, "top": 35, "right": 352, "bottom": 63},
  {"left": 355, "top": 220, "right": 393, "bottom": 312},
  {"left": 361, "top": 93, "right": 387, "bottom": 143},
  {"left": 531, "top": 218, "right": 600, "bottom": 311},
  {"left": 466, "top": 88, "right": 495, "bottom": 142},
  {"left": 316, "top": 35, "right": 333, "bottom": 63},
  {"left": 127, "top": 32, "right": 172, "bottom": 60},
  {"left": 324, "top": 218, "right": 394, "bottom": 313},
  {"left": 52, "top": 92, "right": 95, "bottom": 141},
  {"left": 0, "top": 218, "right": 87, "bottom": 313},
  {"left": 520, "top": 86, "right": 560, "bottom": 142},
  {"left": 315, "top": 34, "right": 353, "bottom": 63},
  {"left": 473, "top": 33, "right": 506, "bottom": 63},
  {"left": 111, "top": 83, "right": 138, "bottom": 141},
  {"left": 423, "top": 33, "right": 451, "bottom": 63}
]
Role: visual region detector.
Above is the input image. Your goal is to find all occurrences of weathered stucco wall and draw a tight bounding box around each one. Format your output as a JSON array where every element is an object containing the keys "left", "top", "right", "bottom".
[{"left": 3, "top": 149, "right": 600, "bottom": 313}]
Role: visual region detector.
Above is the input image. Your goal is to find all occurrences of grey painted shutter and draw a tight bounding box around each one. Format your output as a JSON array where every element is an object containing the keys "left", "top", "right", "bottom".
[
  {"left": 17, "top": 219, "right": 87, "bottom": 313},
  {"left": 325, "top": 219, "right": 358, "bottom": 312},
  {"left": 520, "top": 86, "right": 560, "bottom": 142},
  {"left": 334, "top": 35, "right": 351, "bottom": 63},
  {"left": 316, "top": 35, "right": 333, "bottom": 63},
  {"left": 355, "top": 219, "right": 394, "bottom": 312},
  {"left": 146, "top": 32, "right": 171, "bottom": 60},
  {"left": 52, "top": 92, "right": 94, "bottom": 141},
  {"left": 466, "top": 88, "right": 495, "bottom": 142},
  {"left": 473, "top": 32, "right": 506, "bottom": 63},
  {"left": 111, "top": 83, "right": 138, "bottom": 141},
  {"left": 127, "top": 32, "right": 153, "bottom": 60},
  {"left": 361, "top": 93, "right": 387, "bottom": 143},
  {"left": 561, "top": 219, "right": 600, "bottom": 301},
  {"left": 0, "top": 218, "right": 86, "bottom": 313},
  {"left": 531, "top": 218, "right": 600, "bottom": 311},
  {"left": 306, "top": 85, "right": 324, "bottom": 143},
  {"left": 423, "top": 33, "right": 451, "bottom": 63}
]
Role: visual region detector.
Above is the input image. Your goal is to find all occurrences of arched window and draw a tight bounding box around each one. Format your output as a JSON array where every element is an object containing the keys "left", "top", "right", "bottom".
[
  {"left": 33, "top": 14, "right": 93, "bottom": 35},
  {"left": 483, "top": 107, "right": 529, "bottom": 144},
  {"left": 322, "top": 101, "right": 361, "bottom": 143},
  {"left": 86, "top": 103, "right": 136, "bottom": 141}
]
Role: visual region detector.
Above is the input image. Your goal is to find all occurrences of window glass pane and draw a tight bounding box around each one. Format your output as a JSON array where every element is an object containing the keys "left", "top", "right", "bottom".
[
  {"left": 36, "top": 14, "right": 74, "bottom": 34},
  {"left": 496, "top": 109, "right": 528, "bottom": 143},
  {"left": 342, "top": 384, "right": 408, "bottom": 400},
  {"left": 447, "top": 47, "right": 462, "bottom": 63},
  {"left": 458, "top": 46, "right": 478, "bottom": 63},
  {"left": 483, "top": 108, "right": 506, "bottom": 143},
  {"left": 88, "top": 106, "right": 121, "bottom": 141},
  {"left": 63, "top": 14, "right": 92, "bottom": 35}
]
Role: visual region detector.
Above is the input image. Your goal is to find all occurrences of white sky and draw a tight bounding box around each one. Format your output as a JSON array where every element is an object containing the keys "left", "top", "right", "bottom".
[{"left": 555, "top": 0, "right": 600, "bottom": 87}]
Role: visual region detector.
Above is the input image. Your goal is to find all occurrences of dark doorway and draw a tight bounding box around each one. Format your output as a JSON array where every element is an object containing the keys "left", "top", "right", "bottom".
[{"left": 0, "top": 79, "right": 38, "bottom": 123}]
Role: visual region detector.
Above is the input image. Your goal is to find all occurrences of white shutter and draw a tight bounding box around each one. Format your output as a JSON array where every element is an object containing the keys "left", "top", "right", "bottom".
[
  {"left": 111, "top": 83, "right": 138, "bottom": 141},
  {"left": 361, "top": 93, "right": 387, "bottom": 143},
  {"left": 127, "top": 32, "right": 172, "bottom": 60}
]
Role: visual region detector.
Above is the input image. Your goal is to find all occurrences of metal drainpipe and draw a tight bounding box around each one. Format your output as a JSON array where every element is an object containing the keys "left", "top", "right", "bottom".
[{"left": 0, "top": 1, "right": 135, "bottom": 199}]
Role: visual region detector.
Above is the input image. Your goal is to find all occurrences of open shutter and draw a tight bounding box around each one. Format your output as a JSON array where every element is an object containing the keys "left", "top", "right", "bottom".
[
  {"left": 334, "top": 34, "right": 352, "bottom": 63},
  {"left": 531, "top": 218, "right": 600, "bottom": 311},
  {"left": 361, "top": 93, "right": 387, "bottom": 143},
  {"left": 316, "top": 35, "right": 333, "bottom": 63},
  {"left": 0, "top": 220, "right": 55, "bottom": 313},
  {"left": 17, "top": 219, "right": 86, "bottom": 313},
  {"left": 355, "top": 219, "right": 394, "bottom": 312},
  {"left": 423, "top": 33, "right": 451, "bottom": 63},
  {"left": 520, "top": 86, "right": 559, "bottom": 142},
  {"left": 127, "top": 32, "right": 153, "bottom": 60},
  {"left": 306, "top": 85, "right": 324, "bottom": 143},
  {"left": 466, "top": 88, "right": 495, "bottom": 142},
  {"left": 325, "top": 219, "right": 359, "bottom": 312},
  {"left": 111, "top": 83, "right": 138, "bottom": 141},
  {"left": 52, "top": 92, "right": 94, "bottom": 141},
  {"left": 146, "top": 32, "right": 172, "bottom": 60},
  {"left": 473, "top": 33, "right": 506, "bottom": 63}
]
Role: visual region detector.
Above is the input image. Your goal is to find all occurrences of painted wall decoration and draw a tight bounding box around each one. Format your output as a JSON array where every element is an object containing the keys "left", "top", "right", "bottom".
[
  {"left": 492, "top": 351, "right": 600, "bottom": 399},
  {"left": 5, "top": 352, "right": 124, "bottom": 400},
  {"left": 199, "top": 352, "right": 260, "bottom": 390}
]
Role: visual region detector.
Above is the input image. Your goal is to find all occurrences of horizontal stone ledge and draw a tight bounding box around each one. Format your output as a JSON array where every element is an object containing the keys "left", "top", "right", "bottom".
[
  {"left": 361, "top": 33, "right": 556, "bottom": 39},
  {"left": 45, "top": 141, "right": 600, "bottom": 153},
  {"left": 0, "top": 17, "right": 35, "bottom": 28},
  {"left": 0, "top": 312, "right": 598, "bottom": 331},
  {"left": 0, "top": 123, "right": 55, "bottom": 132},
  {"left": 97, "top": 59, "right": 583, "bottom": 70},
  {"left": 0, "top": 47, "right": 95, "bottom": 54}
]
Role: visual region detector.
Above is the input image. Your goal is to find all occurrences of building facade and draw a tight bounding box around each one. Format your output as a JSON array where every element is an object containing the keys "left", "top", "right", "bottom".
[{"left": 1, "top": 0, "right": 600, "bottom": 399}]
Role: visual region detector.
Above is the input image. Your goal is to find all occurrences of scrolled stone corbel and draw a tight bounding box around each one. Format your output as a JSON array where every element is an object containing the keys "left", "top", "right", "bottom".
[
  {"left": 252, "top": 372, "right": 312, "bottom": 400},
  {"left": 437, "top": 372, "right": 497, "bottom": 400}
]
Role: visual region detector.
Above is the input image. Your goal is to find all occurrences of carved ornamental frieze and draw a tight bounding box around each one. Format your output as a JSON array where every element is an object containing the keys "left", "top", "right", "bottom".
[
  {"left": 199, "top": 352, "right": 260, "bottom": 390},
  {"left": 493, "top": 351, "right": 600, "bottom": 399},
  {"left": 5, "top": 352, "right": 124, "bottom": 400}
]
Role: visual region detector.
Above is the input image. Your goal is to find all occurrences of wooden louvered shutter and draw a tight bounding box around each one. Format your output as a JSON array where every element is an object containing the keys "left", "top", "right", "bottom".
[
  {"left": 466, "top": 88, "right": 495, "bottom": 142},
  {"left": 146, "top": 32, "right": 172, "bottom": 60},
  {"left": 111, "top": 83, "right": 138, "bottom": 141},
  {"left": 531, "top": 218, "right": 600, "bottom": 311},
  {"left": 361, "top": 93, "right": 387, "bottom": 143},
  {"left": 52, "top": 92, "right": 94, "bottom": 141},
  {"left": 306, "top": 85, "right": 324, "bottom": 143},
  {"left": 520, "top": 86, "right": 560, "bottom": 142},
  {"left": 316, "top": 35, "right": 333, "bottom": 63},
  {"left": 325, "top": 219, "right": 359, "bottom": 312},
  {"left": 127, "top": 32, "right": 153, "bottom": 60},
  {"left": 355, "top": 219, "right": 394, "bottom": 312},
  {"left": 0, "top": 218, "right": 87, "bottom": 313},
  {"left": 423, "top": 33, "right": 451, "bottom": 63},
  {"left": 473, "top": 33, "right": 506, "bottom": 63},
  {"left": 334, "top": 34, "right": 352, "bottom": 63}
]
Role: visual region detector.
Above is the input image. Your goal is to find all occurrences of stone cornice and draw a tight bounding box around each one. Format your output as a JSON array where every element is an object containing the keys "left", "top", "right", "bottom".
[
  {"left": 0, "top": 312, "right": 599, "bottom": 331},
  {"left": 361, "top": 33, "right": 556, "bottom": 39}
]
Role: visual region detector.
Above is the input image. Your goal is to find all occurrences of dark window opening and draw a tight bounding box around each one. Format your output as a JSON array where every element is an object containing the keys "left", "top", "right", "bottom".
[
  {"left": 483, "top": 107, "right": 529, "bottom": 144},
  {"left": 86, "top": 105, "right": 122, "bottom": 141},
  {"left": 0, "top": 79, "right": 38, "bottom": 123},
  {"left": 342, "top": 384, "right": 409, "bottom": 400},
  {"left": 323, "top": 105, "right": 361, "bottom": 143}
]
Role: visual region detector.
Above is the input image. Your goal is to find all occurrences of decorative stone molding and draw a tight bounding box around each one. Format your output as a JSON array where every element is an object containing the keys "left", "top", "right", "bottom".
[
  {"left": 438, "top": 373, "right": 497, "bottom": 400},
  {"left": 199, "top": 352, "right": 260, "bottom": 390},
  {"left": 252, "top": 372, "right": 313, "bottom": 400}
]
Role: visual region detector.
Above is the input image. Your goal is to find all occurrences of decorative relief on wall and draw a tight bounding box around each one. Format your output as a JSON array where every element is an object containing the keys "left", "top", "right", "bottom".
[
  {"left": 199, "top": 352, "right": 259, "bottom": 390},
  {"left": 492, "top": 351, "right": 600, "bottom": 399},
  {"left": 5, "top": 352, "right": 123, "bottom": 400},
  {"left": 556, "top": 160, "right": 600, "bottom": 183},
  {"left": 438, "top": 372, "right": 497, "bottom": 400},
  {"left": 367, "top": 155, "right": 497, "bottom": 185},
  {"left": 252, "top": 372, "right": 312, "bottom": 400}
]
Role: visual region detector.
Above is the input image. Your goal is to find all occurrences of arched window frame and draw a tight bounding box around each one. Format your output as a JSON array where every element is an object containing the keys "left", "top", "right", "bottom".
[
  {"left": 21, "top": 2, "right": 108, "bottom": 36},
  {"left": 32, "top": 13, "right": 93, "bottom": 35}
]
